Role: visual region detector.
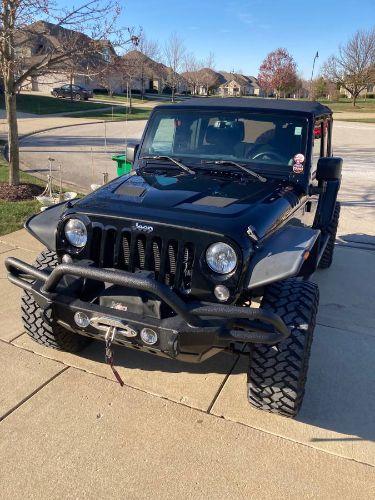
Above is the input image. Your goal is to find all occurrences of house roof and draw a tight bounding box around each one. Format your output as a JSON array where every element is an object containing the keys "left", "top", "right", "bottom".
[
  {"left": 156, "top": 97, "right": 332, "bottom": 116},
  {"left": 122, "top": 50, "right": 170, "bottom": 80},
  {"left": 217, "top": 71, "right": 260, "bottom": 89},
  {"left": 17, "top": 21, "right": 113, "bottom": 73},
  {"left": 181, "top": 67, "right": 225, "bottom": 88}
]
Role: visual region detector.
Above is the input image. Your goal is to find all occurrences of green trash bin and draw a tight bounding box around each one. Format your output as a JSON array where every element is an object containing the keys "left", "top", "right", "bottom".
[{"left": 112, "top": 154, "right": 133, "bottom": 177}]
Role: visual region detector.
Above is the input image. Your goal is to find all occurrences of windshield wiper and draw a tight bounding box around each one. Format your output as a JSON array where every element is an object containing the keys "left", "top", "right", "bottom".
[
  {"left": 201, "top": 160, "right": 267, "bottom": 183},
  {"left": 140, "top": 155, "right": 196, "bottom": 175}
]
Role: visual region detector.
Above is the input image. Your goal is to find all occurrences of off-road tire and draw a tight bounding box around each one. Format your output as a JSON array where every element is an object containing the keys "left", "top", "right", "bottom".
[
  {"left": 247, "top": 279, "right": 319, "bottom": 418},
  {"left": 21, "top": 249, "right": 89, "bottom": 352},
  {"left": 318, "top": 201, "right": 341, "bottom": 269}
]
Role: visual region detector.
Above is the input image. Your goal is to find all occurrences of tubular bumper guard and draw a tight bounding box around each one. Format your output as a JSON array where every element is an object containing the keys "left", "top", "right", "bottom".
[{"left": 5, "top": 257, "right": 290, "bottom": 362}]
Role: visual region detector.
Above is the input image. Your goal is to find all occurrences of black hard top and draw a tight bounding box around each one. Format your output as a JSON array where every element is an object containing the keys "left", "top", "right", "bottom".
[{"left": 157, "top": 97, "right": 332, "bottom": 117}]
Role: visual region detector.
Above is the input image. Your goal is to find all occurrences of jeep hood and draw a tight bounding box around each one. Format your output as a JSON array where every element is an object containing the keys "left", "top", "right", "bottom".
[{"left": 73, "top": 172, "right": 300, "bottom": 242}]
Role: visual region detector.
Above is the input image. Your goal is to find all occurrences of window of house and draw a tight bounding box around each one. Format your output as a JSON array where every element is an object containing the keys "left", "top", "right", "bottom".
[{"left": 102, "top": 48, "right": 110, "bottom": 62}]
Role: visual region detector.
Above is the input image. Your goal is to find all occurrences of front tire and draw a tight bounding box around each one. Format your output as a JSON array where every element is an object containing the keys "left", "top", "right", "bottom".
[
  {"left": 21, "top": 250, "right": 89, "bottom": 353},
  {"left": 247, "top": 278, "right": 319, "bottom": 418}
]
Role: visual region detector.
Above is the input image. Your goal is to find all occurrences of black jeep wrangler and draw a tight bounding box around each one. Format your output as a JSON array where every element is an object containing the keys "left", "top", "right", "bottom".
[{"left": 6, "top": 98, "right": 342, "bottom": 417}]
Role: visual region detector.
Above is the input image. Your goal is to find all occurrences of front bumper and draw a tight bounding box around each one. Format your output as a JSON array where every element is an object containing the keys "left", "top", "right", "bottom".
[{"left": 5, "top": 257, "right": 290, "bottom": 362}]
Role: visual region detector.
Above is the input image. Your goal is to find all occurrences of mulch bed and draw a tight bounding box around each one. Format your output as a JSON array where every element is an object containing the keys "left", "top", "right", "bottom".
[{"left": 0, "top": 182, "right": 44, "bottom": 202}]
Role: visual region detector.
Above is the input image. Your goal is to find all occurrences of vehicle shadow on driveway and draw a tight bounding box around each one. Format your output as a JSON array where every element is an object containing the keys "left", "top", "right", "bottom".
[{"left": 338, "top": 232, "right": 375, "bottom": 247}]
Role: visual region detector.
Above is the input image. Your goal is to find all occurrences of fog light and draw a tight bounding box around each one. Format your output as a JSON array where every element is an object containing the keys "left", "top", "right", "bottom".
[
  {"left": 140, "top": 328, "right": 158, "bottom": 345},
  {"left": 74, "top": 311, "right": 90, "bottom": 328},
  {"left": 214, "top": 285, "right": 230, "bottom": 302}
]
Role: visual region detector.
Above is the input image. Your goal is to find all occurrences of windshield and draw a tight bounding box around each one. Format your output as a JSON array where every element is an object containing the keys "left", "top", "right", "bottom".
[{"left": 140, "top": 109, "right": 308, "bottom": 172}]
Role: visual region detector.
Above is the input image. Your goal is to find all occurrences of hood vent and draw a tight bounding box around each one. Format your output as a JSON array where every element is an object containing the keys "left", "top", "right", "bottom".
[
  {"left": 114, "top": 184, "right": 146, "bottom": 197},
  {"left": 192, "top": 196, "right": 238, "bottom": 208}
]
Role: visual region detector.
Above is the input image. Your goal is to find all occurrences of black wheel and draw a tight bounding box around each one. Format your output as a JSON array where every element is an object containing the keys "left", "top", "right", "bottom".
[
  {"left": 21, "top": 249, "right": 89, "bottom": 352},
  {"left": 247, "top": 278, "right": 319, "bottom": 418},
  {"left": 319, "top": 201, "right": 341, "bottom": 269},
  {"left": 52, "top": 91, "right": 59, "bottom": 98},
  {"left": 74, "top": 93, "right": 82, "bottom": 101}
]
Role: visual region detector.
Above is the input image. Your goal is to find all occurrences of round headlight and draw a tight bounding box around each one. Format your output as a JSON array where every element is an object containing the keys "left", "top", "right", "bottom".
[
  {"left": 206, "top": 242, "right": 237, "bottom": 274},
  {"left": 64, "top": 219, "right": 87, "bottom": 248}
]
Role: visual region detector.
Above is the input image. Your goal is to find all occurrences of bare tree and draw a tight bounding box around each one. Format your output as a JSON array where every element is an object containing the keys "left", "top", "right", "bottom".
[
  {"left": 0, "top": 0, "right": 125, "bottom": 186},
  {"left": 322, "top": 27, "right": 375, "bottom": 106},
  {"left": 137, "top": 32, "right": 160, "bottom": 99},
  {"left": 164, "top": 32, "right": 185, "bottom": 102},
  {"left": 120, "top": 50, "right": 140, "bottom": 110},
  {"left": 198, "top": 53, "right": 218, "bottom": 95},
  {"left": 183, "top": 52, "right": 200, "bottom": 94}
]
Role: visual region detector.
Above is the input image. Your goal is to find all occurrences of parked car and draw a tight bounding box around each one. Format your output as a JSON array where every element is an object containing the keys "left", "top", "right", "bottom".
[
  {"left": 51, "top": 84, "right": 93, "bottom": 100},
  {"left": 6, "top": 98, "right": 342, "bottom": 418}
]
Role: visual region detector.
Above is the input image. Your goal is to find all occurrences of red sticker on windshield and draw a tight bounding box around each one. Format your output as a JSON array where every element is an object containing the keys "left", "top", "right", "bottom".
[
  {"left": 293, "top": 163, "right": 304, "bottom": 174},
  {"left": 293, "top": 153, "right": 305, "bottom": 164}
]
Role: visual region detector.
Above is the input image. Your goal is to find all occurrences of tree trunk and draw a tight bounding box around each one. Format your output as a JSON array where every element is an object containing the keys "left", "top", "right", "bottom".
[
  {"left": 5, "top": 90, "right": 20, "bottom": 186},
  {"left": 352, "top": 93, "right": 357, "bottom": 107},
  {"left": 69, "top": 72, "right": 74, "bottom": 101}
]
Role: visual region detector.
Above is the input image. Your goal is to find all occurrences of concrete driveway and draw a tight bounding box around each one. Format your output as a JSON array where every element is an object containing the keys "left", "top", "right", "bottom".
[{"left": 0, "top": 224, "right": 374, "bottom": 498}]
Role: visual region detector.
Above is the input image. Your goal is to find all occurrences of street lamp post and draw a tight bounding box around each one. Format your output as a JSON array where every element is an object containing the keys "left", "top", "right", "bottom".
[{"left": 310, "top": 51, "right": 319, "bottom": 100}]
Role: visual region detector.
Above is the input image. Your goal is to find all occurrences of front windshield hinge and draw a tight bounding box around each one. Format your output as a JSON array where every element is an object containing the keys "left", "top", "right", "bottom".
[{"left": 246, "top": 225, "right": 259, "bottom": 242}]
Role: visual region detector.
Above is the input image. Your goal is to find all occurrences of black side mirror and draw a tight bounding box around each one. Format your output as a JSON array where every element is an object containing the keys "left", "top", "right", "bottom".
[
  {"left": 316, "top": 157, "right": 342, "bottom": 181},
  {"left": 125, "top": 143, "right": 140, "bottom": 163}
]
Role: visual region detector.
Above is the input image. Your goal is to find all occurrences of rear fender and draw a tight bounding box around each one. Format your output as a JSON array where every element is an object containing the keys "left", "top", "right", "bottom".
[
  {"left": 247, "top": 225, "right": 321, "bottom": 290},
  {"left": 25, "top": 202, "right": 69, "bottom": 252}
]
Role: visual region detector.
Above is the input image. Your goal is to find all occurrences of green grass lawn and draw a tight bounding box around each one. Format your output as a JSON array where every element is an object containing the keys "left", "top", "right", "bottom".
[
  {"left": 318, "top": 98, "right": 375, "bottom": 113},
  {"left": 66, "top": 106, "right": 152, "bottom": 121},
  {"left": 0, "top": 94, "right": 107, "bottom": 115},
  {"left": 0, "top": 162, "right": 42, "bottom": 236},
  {"left": 93, "top": 93, "right": 149, "bottom": 103}
]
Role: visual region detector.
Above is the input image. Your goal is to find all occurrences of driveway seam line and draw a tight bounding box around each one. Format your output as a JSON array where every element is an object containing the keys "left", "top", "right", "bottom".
[
  {"left": 0, "top": 366, "right": 69, "bottom": 424},
  {"left": 316, "top": 320, "right": 375, "bottom": 338},
  {"left": 206, "top": 410, "right": 375, "bottom": 469}
]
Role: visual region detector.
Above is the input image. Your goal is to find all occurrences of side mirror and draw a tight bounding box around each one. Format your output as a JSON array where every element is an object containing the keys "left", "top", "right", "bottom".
[
  {"left": 316, "top": 157, "right": 342, "bottom": 181},
  {"left": 125, "top": 143, "right": 140, "bottom": 163}
]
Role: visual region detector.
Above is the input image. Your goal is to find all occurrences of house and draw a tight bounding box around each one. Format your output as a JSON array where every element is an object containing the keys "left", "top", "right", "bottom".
[
  {"left": 17, "top": 21, "right": 120, "bottom": 93},
  {"left": 181, "top": 68, "right": 224, "bottom": 95},
  {"left": 217, "top": 72, "right": 261, "bottom": 96},
  {"left": 121, "top": 50, "right": 173, "bottom": 94}
]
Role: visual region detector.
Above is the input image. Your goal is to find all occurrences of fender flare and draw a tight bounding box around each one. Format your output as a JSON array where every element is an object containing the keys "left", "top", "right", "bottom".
[
  {"left": 25, "top": 201, "right": 69, "bottom": 252},
  {"left": 247, "top": 225, "right": 321, "bottom": 290}
]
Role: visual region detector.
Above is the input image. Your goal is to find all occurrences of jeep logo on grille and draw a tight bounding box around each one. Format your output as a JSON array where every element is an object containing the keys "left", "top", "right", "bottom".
[{"left": 133, "top": 222, "right": 154, "bottom": 233}]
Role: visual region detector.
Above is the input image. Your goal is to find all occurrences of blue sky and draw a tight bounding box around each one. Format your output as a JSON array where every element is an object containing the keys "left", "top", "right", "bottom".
[
  {"left": 65, "top": 0, "right": 375, "bottom": 78},
  {"left": 122, "top": 0, "right": 374, "bottom": 78}
]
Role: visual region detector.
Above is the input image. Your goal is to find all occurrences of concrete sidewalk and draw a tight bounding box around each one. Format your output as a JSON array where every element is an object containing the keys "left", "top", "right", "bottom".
[{"left": 0, "top": 229, "right": 374, "bottom": 498}]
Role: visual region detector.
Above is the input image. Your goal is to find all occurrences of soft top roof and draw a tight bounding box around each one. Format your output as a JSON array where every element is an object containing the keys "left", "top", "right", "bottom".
[{"left": 156, "top": 97, "right": 332, "bottom": 117}]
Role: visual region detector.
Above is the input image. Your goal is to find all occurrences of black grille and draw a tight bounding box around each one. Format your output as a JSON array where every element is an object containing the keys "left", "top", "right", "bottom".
[{"left": 89, "top": 226, "right": 195, "bottom": 292}]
